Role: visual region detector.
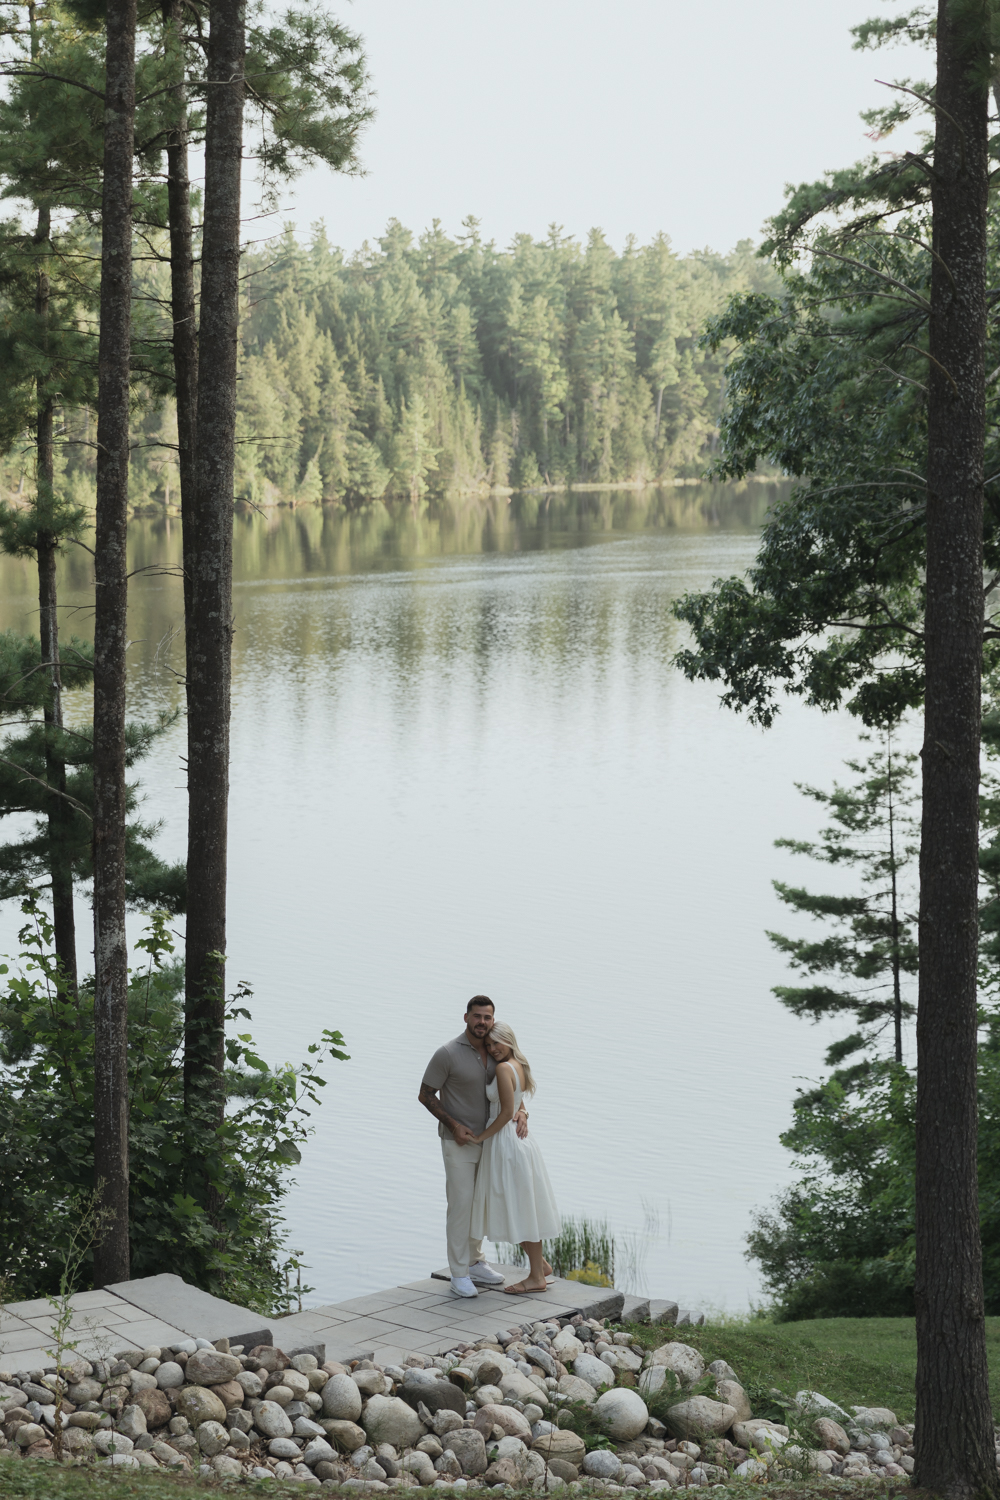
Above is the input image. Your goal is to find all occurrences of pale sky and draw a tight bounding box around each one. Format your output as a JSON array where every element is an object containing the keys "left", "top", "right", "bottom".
[{"left": 269, "top": 0, "right": 931, "bottom": 258}]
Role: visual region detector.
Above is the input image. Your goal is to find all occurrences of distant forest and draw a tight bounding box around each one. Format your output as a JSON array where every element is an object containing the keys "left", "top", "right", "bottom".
[{"left": 3, "top": 221, "right": 781, "bottom": 509}]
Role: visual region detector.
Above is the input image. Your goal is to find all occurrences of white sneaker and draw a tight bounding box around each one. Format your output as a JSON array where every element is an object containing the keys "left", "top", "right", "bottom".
[
  {"left": 469, "top": 1260, "right": 505, "bottom": 1287},
  {"left": 450, "top": 1276, "right": 479, "bottom": 1298}
]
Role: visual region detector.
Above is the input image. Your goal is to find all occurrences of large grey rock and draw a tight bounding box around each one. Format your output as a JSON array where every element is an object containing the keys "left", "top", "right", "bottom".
[
  {"left": 196, "top": 1421, "right": 230, "bottom": 1457},
  {"left": 269, "top": 1437, "right": 302, "bottom": 1459},
  {"left": 501, "top": 1369, "right": 546, "bottom": 1405},
  {"left": 212, "top": 1455, "right": 244, "bottom": 1477},
  {"left": 68, "top": 1379, "right": 103, "bottom": 1404},
  {"left": 117, "top": 1405, "right": 148, "bottom": 1440},
  {"left": 473, "top": 1404, "right": 533, "bottom": 1441},
  {"left": 293, "top": 1416, "right": 326, "bottom": 1439},
  {"left": 445, "top": 1428, "right": 488, "bottom": 1476},
  {"left": 401, "top": 1374, "right": 465, "bottom": 1417},
  {"left": 851, "top": 1405, "right": 898, "bottom": 1430},
  {"left": 352, "top": 1369, "right": 387, "bottom": 1398},
  {"left": 583, "top": 1450, "right": 622, "bottom": 1480},
  {"left": 551, "top": 1329, "right": 585, "bottom": 1360},
  {"left": 732, "top": 1419, "right": 789, "bottom": 1451},
  {"left": 532, "top": 1430, "right": 586, "bottom": 1467},
  {"left": 182, "top": 1348, "right": 242, "bottom": 1387},
  {"left": 60, "top": 1427, "right": 94, "bottom": 1455},
  {"left": 664, "top": 1396, "right": 736, "bottom": 1440},
  {"left": 796, "top": 1390, "right": 852, "bottom": 1423},
  {"left": 557, "top": 1374, "right": 597, "bottom": 1405},
  {"left": 707, "top": 1360, "right": 738, "bottom": 1382},
  {"left": 302, "top": 1437, "right": 337, "bottom": 1468},
  {"left": 715, "top": 1380, "right": 751, "bottom": 1422},
  {"left": 254, "top": 1401, "right": 295, "bottom": 1439},
  {"left": 321, "top": 1419, "right": 367, "bottom": 1451},
  {"left": 572, "top": 1354, "right": 614, "bottom": 1391},
  {"left": 647, "top": 1342, "right": 705, "bottom": 1386},
  {"left": 175, "top": 1385, "right": 227, "bottom": 1427},
  {"left": 129, "top": 1371, "right": 158, "bottom": 1393},
  {"left": 322, "top": 1373, "right": 363, "bottom": 1421},
  {"left": 594, "top": 1388, "right": 648, "bottom": 1440},
  {"left": 360, "top": 1395, "right": 423, "bottom": 1449},
  {"left": 610, "top": 1345, "right": 642, "bottom": 1373},
  {"left": 524, "top": 1345, "right": 557, "bottom": 1378},
  {"left": 14, "top": 1424, "right": 44, "bottom": 1449},
  {"left": 155, "top": 1362, "right": 185, "bottom": 1390},
  {"left": 94, "top": 1430, "right": 135, "bottom": 1455},
  {"left": 814, "top": 1417, "right": 850, "bottom": 1455}
]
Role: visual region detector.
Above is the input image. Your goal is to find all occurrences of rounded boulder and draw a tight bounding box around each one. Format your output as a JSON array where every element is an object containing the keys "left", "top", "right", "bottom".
[
  {"left": 647, "top": 1341, "right": 705, "bottom": 1386},
  {"left": 323, "top": 1372, "right": 364, "bottom": 1421},
  {"left": 133, "top": 1386, "right": 172, "bottom": 1430},
  {"left": 572, "top": 1353, "right": 614, "bottom": 1391},
  {"left": 473, "top": 1403, "right": 533, "bottom": 1441},
  {"left": 254, "top": 1400, "right": 295, "bottom": 1440},
  {"left": 176, "top": 1385, "right": 227, "bottom": 1428},
  {"left": 594, "top": 1387, "right": 649, "bottom": 1441},
  {"left": 196, "top": 1420, "right": 230, "bottom": 1457},
  {"left": 532, "top": 1429, "right": 586, "bottom": 1467},
  {"left": 361, "top": 1394, "right": 424, "bottom": 1449},
  {"left": 583, "top": 1450, "right": 622, "bottom": 1480},
  {"left": 322, "top": 1419, "right": 367, "bottom": 1451},
  {"left": 184, "top": 1349, "right": 241, "bottom": 1386},
  {"left": 665, "top": 1395, "right": 736, "bottom": 1440},
  {"left": 400, "top": 1373, "right": 465, "bottom": 1417},
  {"left": 155, "top": 1362, "right": 185, "bottom": 1391},
  {"left": 209, "top": 1379, "right": 245, "bottom": 1411}
]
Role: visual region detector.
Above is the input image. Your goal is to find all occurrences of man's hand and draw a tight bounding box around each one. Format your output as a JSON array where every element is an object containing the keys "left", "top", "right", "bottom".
[
  {"left": 515, "top": 1107, "right": 529, "bottom": 1140},
  {"left": 419, "top": 1083, "right": 476, "bottom": 1144}
]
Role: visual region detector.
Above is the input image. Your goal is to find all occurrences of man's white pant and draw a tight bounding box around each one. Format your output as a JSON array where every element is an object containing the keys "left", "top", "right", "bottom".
[{"left": 441, "top": 1137, "right": 485, "bottom": 1279}]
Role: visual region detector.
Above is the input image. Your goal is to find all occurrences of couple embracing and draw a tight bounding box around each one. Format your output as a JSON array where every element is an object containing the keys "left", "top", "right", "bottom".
[{"left": 419, "top": 995, "right": 560, "bottom": 1299}]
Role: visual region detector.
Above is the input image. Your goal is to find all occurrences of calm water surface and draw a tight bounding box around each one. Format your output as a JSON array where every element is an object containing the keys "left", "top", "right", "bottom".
[{"left": 0, "top": 485, "right": 874, "bottom": 1311}]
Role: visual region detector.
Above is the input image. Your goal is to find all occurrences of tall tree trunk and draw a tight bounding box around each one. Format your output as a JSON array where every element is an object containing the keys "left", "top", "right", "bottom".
[
  {"left": 161, "top": 0, "right": 198, "bottom": 625},
  {"left": 913, "top": 1, "right": 995, "bottom": 1492},
  {"left": 33, "top": 204, "right": 77, "bottom": 997},
  {"left": 92, "top": 0, "right": 136, "bottom": 1286},
  {"left": 886, "top": 730, "right": 901, "bottom": 1065},
  {"left": 183, "top": 0, "right": 244, "bottom": 1141}
]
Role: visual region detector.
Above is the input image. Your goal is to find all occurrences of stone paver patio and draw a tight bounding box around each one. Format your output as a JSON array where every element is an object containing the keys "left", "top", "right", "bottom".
[{"left": 0, "top": 1270, "right": 690, "bottom": 1373}]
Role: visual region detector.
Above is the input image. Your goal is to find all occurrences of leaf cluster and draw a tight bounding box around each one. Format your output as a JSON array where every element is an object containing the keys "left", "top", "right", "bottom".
[{"left": 0, "top": 890, "right": 349, "bottom": 1307}]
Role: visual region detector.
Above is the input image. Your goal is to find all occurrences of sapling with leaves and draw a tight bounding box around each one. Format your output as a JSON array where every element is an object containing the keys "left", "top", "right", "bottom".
[{"left": 769, "top": 731, "right": 919, "bottom": 1079}]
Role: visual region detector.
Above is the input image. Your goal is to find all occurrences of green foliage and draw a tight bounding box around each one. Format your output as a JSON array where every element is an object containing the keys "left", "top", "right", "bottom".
[
  {"left": 768, "top": 733, "right": 919, "bottom": 1072},
  {"left": 0, "top": 890, "right": 349, "bottom": 1309}
]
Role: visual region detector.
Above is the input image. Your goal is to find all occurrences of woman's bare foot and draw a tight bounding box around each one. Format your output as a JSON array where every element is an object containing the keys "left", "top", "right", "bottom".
[
  {"left": 503, "top": 1278, "right": 548, "bottom": 1295},
  {"left": 542, "top": 1258, "right": 553, "bottom": 1278}
]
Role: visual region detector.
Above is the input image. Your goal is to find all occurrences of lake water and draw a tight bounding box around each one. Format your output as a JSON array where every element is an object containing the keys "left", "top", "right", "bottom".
[{"left": 0, "top": 483, "right": 882, "bottom": 1313}]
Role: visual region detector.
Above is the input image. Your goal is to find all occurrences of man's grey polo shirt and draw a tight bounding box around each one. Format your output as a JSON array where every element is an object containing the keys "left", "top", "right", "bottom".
[{"left": 422, "top": 1032, "right": 496, "bottom": 1138}]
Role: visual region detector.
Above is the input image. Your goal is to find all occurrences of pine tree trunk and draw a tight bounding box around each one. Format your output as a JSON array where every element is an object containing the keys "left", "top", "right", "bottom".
[
  {"left": 183, "top": 0, "right": 244, "bottom": 1130},
  {"left": 162, "top": 0, "right": 198, "bottom": 624},
  {"left": 91, "top": 0, "right": 136, "bottom": 1287},
  {"left": 913, "top": 1, "right": 995, "bottom": 1492},
  {"left": 34, "top": 206, "right": 77, "bottom": 997}
]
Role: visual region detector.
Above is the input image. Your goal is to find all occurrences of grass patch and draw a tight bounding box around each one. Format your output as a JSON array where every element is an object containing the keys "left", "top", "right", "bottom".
[{"left": 620, "top": 1314, "right": 1000, "bottom": 1424}]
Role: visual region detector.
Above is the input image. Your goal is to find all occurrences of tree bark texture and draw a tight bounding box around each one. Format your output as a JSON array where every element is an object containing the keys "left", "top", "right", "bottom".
[
  {"left": 92, "top": 0, "right": 136, "bottom": 1286},
  {"left": 914, "top": 1, "right": 995, "bottom": 1493},
  {"left": 34, "top": 205, "right": 78, "bottom": 997},
  {"left": 161, "top": 0, "right": 198, "bottom": 625},
  {"left": 183, "top": 0, "right": 244, "bottom": 1121}
]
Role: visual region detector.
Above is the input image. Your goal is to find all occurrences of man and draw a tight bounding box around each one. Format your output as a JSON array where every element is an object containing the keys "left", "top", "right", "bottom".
[{"left": 419, "top": 994, "right": 529, "bottom": 1297}]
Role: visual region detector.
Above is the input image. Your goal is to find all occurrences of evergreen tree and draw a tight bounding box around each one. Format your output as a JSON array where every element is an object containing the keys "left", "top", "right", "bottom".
[{"left": 769, "top": 733, "right": 919, "bottom": 1074}]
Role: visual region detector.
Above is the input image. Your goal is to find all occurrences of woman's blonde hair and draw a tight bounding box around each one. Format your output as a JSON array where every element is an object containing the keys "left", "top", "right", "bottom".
[{"left": 488, "top": 1021, "right": 536, "bottom": 1096}]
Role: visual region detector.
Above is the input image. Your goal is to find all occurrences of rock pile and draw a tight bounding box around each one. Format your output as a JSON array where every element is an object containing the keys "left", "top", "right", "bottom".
[{"left": 0, "top": 1319, "right": 968, "bottom": 1490}]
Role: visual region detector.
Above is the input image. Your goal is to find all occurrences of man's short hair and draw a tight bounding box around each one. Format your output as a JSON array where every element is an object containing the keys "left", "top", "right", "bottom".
[{"left": 466, "top": 995, "right": 495, "bottom": 1013}]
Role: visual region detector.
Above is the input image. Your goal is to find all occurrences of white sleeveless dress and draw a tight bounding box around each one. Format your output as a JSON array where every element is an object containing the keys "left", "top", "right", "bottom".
[{"left": 470, "top": 1062, "right": 561, "bottom": 1243}]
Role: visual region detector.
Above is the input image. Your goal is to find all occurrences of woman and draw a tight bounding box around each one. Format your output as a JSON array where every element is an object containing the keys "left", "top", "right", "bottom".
[{"left": 470, "top": 1021, "right": 560, "bottom": 1295}]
